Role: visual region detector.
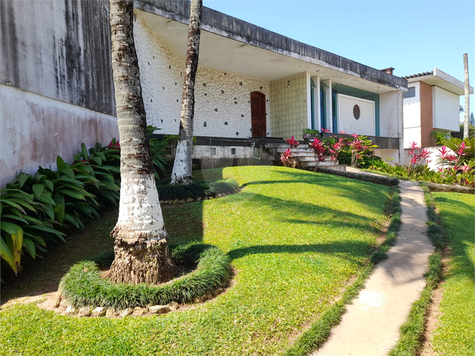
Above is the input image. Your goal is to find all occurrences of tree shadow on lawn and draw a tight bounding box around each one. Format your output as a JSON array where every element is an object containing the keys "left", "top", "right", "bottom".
[
  {"left": 228, "top": 240, "right": 372, "bottom": 265},
  {"left": 224, "top": 190, "right": 385, "bottom": 233},
  {"left": 239, "top": 168, "right": 390, "bottom": 216}
]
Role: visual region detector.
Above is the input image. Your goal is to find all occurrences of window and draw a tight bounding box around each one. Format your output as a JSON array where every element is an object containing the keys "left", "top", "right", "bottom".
[
  {"left": 353, "top": 105, "right": 360, "bottom": 120},
  {"left": 403, "top": 87, "right": 416, "bottom": 99}
]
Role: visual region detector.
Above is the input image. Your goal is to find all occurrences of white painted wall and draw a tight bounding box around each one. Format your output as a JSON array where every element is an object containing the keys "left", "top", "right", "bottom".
[
  {"left": 337, "top": 94, "right": 375, "bottom": 135},
  {"left": 379, "top": 91, "right": 400, "bottom": 137},
  {"left": 433, "top": 86, "right": 460, "bottom": 131},
  {"left": 134, "top": 14, "right": 271, "bottom": 139},
  {"left": 403, "top": 82, "right": 421, "bottom": 148},
  {"left": 373, "top": 149, "right": 399, "bottom": 164},
  {"left": 0, "top": 85, "right": 119, "bottom": 188},
  {"left": 404, "top": 127, "right": 422, "bottom": 149}
]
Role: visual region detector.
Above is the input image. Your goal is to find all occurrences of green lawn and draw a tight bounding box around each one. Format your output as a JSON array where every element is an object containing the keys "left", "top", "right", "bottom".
[
  {"left": 430, "top": 192, "right": 475, "bottom": 356},
  {"left": 0, "top": 166, "right": 391, "bottom": 355}
]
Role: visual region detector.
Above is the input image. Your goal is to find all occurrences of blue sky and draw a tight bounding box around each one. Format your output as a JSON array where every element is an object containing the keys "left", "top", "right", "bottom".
[{"left": 205, "top": 0, "right": 474, "bottom": 114}]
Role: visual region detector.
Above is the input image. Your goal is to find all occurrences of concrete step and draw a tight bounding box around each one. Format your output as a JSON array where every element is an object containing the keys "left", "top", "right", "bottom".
[
  {"left": 307, "top": 160, "right": 337, "bottom": 167},
  {"left": 277, "top": 147, "right": 316, "bottom": 154},
  {"left": 298, "top": 156, "right": 333, "bottom": 162}
]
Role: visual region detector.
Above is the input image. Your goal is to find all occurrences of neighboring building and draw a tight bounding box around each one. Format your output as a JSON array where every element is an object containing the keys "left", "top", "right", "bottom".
[
  {"left": 1, "top": 0, "right": 408, "bottom": 187},
  {"left": 403, "top": 68, "right": 474, "bottom": 149}
]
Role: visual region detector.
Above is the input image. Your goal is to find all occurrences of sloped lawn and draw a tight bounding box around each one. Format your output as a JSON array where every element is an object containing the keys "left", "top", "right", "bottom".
[
  {"left": 430, "top": 192, "right": 475, "bottom": 356},
  {"left": 0, "top": 166, "right": 392, "bottom": 355}
]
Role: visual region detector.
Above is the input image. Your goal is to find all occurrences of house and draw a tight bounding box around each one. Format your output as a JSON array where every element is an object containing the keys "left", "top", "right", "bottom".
[
  {"left": 403, "top": 68, "right": 474, "bottom": 149},
  {"left": 134, "top": 0, "right": 407, "bottom": 167},
  {"left": 0, "top": 0, "right": 408, "bottom": 188}
]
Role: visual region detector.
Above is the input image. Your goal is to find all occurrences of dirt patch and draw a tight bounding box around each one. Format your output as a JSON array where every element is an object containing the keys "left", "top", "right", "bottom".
[
  {"left": 1, "top": 208, "right": 118, "bottom": 306},
  {"left": 418, "top": 246, "right": 451, "bottom": 356}
]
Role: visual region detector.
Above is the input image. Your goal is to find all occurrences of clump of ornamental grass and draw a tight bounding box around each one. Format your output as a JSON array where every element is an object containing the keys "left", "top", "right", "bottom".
[{"left": 60, "top": 243, "right": 232, "bottom": 309}]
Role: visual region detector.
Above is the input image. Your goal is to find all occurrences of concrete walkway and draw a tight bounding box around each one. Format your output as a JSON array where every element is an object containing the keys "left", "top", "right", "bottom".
[{"left": 311, "top": 180, "right": 434, "bottom": 356}]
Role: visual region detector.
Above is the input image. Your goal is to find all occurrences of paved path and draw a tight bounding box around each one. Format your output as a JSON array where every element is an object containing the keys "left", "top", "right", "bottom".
[{"left": 311, "top": 180, "right": 434, "bottom": 356}]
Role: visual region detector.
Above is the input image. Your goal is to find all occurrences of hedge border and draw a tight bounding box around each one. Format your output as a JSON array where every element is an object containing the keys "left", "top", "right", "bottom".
[
  {"left": 59, "top": 244, "right": 232, "bottom": 309},
  {"left": 156, "top": 179, "right": 240, "bottom": 202},
  {"left": 315, "top": 166, "right": 399, "bottom": 186}
]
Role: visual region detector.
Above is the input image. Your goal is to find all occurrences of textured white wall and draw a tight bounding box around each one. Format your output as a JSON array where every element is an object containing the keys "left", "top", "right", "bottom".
[
  {"left": 0, "top": 85, "right": 118, "bottom": 188},
  {"left": 134, "top": 14, "right": 270, "bottom": 139},
  {"left": 433, "top": 86, "right": 460, "bottom": 131},
  {"left": 337, "top": 94, "right": 375, "bottom": 135},
  {"left": 270, "top": 72, "right": 308, "bottom": 138}
]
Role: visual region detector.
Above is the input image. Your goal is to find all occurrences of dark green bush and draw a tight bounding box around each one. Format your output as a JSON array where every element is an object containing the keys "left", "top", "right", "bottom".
[
  {"left": 60, "top": 243, "right": 232, "bottom": 309},
  {"left": 157, "top": 179, "right": 240, "bottom": 201}
]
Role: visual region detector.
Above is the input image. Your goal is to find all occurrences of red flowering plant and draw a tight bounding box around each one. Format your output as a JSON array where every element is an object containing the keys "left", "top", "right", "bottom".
[
  {"left": 347, "top": 134, "right": 377, "bottom": 167},
  {"left": 309, "top": 138, "right": 327, "bottom": 162},
  {"left": 407, "top": 141, "right": 432, "bottom": 169},
  {"left": 436, "top": 142, "right": 474, "bottom": 187},
  {"left": 285, "top": 136, "right": 300, "bottom": 148},
  {"left": 280, "top": 148, "right": 297, "bottom": 168},
  {"left": 107, "top": 138, "right": 121, "bottom": 150}
]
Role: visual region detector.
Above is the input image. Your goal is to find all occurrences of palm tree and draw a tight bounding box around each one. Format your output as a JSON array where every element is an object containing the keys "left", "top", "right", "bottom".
[
  {"left": 463, "top": 53, "right": 470, "bottom": 139},
  {"left": 170, "top": 0, "right": 203, "bottom": 185},
  {"left": 108, "top": 0, "right": 178, "bottom": 284}
]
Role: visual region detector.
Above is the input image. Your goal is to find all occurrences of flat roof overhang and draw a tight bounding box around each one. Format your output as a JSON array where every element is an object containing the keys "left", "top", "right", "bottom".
[
  {"left": 406, "top": 68, "right": 474, "bottom": 96},
  {"left": 135, "top": 0, "right": 408, "bottom": 94}
]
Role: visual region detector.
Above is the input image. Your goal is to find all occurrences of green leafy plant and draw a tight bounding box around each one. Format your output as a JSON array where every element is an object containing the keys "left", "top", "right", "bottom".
[
  {"left": 0, "top": 188, "right": 45, "bottom": 275},
  {"left": 1, "top": 140, "right": 123, "bottom": 276},
  {"left": 147, "top": 126, "right": 168, "bottom": 180}
]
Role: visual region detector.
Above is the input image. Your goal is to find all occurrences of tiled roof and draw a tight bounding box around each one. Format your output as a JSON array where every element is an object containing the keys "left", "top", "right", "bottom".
[{"left": 403, "top": 71, "right": 434, "bottom": 79}]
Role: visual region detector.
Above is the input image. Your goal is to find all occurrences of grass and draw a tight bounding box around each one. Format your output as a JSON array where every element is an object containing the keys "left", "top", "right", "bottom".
[
  {"left": 429, "top": 191, "right": 475, "bottom": 356},
  {"left": 0, "top": 166, "right": 394, "bottom": 355}
]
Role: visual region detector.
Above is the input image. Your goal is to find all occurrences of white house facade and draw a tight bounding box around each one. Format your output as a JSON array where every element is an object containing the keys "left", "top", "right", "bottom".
[
  {"left": 134, "top": 0, "right": 407, "bottom": 165},
  {"left": 403, "top": 68, "right": 474, "bottom": 149}
]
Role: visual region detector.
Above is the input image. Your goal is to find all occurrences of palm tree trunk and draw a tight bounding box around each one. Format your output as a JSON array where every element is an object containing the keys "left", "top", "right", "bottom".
[
  {"left": 108, "top": 0, "right": 178, "bottom": 284},
  {"left": 463, "top": 53, "right": 470, "bottom": 139},
  {"left": 170, "top": 0, "right": 203, "bottom": 185}
]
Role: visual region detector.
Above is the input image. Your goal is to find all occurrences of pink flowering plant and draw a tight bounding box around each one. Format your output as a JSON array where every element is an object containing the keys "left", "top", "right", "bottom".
[
  {"left": 285, "top": 132, "right": 378, "bottom": 168},
  {"left": 285, "top": 136, "right": 300, "bottom": 148},
  {"left": 368, "top": 137, "right": 474, "bottom": 188},
  {"left": 308, "top": 138, "right": 327, "bottom": 162},
  {"left": 280, "top": 148, "right": 293, "bottom": 165}
]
